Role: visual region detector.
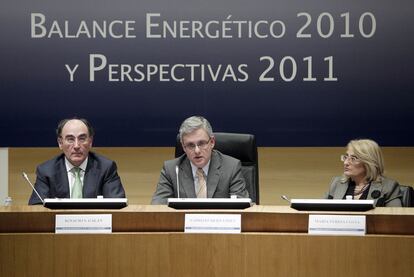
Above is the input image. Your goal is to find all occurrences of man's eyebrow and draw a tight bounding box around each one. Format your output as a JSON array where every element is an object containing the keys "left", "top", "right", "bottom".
[{"left": 64, "top": 133, "right": 88, "bottom": 138}]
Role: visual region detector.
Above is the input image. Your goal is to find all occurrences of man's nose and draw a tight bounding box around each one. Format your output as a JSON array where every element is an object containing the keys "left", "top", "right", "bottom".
[
  {"left": 73, "top": 139, "right": 81, "bottom": 148},
  {"left": 194, "top": 145, "right": 201, "bottom": 153}
]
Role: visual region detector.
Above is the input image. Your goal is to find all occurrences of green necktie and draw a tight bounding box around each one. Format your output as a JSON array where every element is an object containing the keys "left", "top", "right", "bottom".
[{"left": 71, "top": 167, "right": 83, "bottom": 198}]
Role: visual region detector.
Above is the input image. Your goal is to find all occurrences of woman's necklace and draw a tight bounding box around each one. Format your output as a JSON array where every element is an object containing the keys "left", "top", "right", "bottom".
[{"left": 354, "top": 182, "right": 370, "bottom": 196}]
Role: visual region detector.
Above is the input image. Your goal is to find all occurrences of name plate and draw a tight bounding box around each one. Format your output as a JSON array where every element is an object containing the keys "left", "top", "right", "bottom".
[
  {"left": 308, "top": 214, "right": 366, "bottom": 236},
  {"left": 184, "top": 214, "right": 241, "bottom": 234},
  {"left": 55, "top": 214, "right": 112, "bottom": 234}
]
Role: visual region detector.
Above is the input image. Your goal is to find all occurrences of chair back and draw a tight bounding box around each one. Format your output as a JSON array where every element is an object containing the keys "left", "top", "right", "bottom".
[
  {"left": 175, "top": 132, "right": 259, "bottom": 204},
  {"left": 400, "top": 185, "right": 414, "bottom": 207}
]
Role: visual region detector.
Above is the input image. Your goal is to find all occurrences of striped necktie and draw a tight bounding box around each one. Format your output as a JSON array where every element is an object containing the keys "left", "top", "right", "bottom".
[{"left": 196, "top": 168, "right": 207, "bottom": 198}]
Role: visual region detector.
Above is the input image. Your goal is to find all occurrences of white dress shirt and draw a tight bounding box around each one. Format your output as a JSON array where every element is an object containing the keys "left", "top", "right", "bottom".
[
  {"left": 190, "top": 160, "right": 210, "bottom": 193},
  {"left": 64, "top": 157, "right": 88, "bottom": 196}
]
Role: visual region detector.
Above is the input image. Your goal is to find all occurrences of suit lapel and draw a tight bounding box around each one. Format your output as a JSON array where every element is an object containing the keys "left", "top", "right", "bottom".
[
  {"left": 55, "top": 157, "right": 70, "bottom": 198},
  {"left": 179, "top": 158, "right": 196, "bottom": 198},
  {"left": 367, "top": 181, "right": 383, "bottom": 205},
  {"left": 83, "top": 154, "right": 97, "bottom": 198},
  {"left": 206, "top": 151, "right": 221, "bottom": 198},
  {"left": 334, "top": 181, "right": 349, "bottom": 199}
]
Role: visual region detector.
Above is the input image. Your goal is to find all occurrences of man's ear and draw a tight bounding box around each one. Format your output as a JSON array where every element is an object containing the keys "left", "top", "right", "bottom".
[
  {"left": 57, "top": 137, "right": 63, "bottom": 150},
  {"left": 210, "top": 136, "right": 215, "bottom": 148}
]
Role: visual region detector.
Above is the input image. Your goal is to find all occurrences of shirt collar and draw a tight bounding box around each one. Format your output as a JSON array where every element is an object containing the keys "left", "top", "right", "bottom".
[
  {"left": 65, "top": 157, "right": 88, "bottom": 173},
  {"left": 190, "top": 160, "right": 210, "bottom": 178}
]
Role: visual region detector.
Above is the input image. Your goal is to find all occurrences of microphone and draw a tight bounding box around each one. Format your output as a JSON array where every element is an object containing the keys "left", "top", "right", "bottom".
[
  {"left": 175, "top": 165, "right": 180, "bottom": 198},
  {"left": 22, "top": 172, "right": 44, "bottom": 204},
  {"left": 280, "top": 195, "right": 290, "bottom": 203}
]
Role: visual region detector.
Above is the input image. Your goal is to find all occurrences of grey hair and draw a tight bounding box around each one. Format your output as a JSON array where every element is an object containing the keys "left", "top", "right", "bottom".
[{"left": 179, "top": 116, "right": 213, "bottom": 143}]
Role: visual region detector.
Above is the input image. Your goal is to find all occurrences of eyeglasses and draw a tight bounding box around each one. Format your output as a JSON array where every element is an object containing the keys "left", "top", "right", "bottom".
[
  {"left": 183, "top": 138, "right": 211, "bottom": 151},
  {"left": 340, "top": 154, "right": 361, "bottom": 164},
  {"left": 61, "top": 135, "right": 89, "bottom": 145}
]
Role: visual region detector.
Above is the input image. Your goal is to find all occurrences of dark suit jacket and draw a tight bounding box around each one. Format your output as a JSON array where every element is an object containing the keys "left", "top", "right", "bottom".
[
  {"left": 28, "top": 152, "right": 125, "bottom": 205},
  {"left": 325, "top": 176, "right": 402, "bottom": 207},
  {"left": 151, "top": 150, "right": 249, "bottom": 204}
]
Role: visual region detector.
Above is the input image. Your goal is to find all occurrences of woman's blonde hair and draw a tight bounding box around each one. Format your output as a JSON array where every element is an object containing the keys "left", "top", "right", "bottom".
[{"left": 344, "top": 139, "right": 384, "bottom": 182}]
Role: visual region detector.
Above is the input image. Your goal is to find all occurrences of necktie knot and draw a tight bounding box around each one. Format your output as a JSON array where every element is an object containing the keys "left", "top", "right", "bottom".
[
  {"left": 72, "top": 167, "right": 81, "bottom": 175},
  {"left": 196, "top": 168, "right": 204, "bottom": 178}
]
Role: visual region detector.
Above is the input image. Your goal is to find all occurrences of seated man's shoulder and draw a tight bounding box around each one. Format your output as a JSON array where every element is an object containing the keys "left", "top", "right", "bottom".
[
  {"left": 164, "top": 155, "right": 185, "bottom": 168},
  {"left": 89, "top": 152, "right": 116, "bottom": 165},
  {"left": 213, "top": 150, "right": 240, "bottom": 164},
  {"left": 33, "top": 155, "right": 65, "bottom": 180},
  {"left": 37, "top": 154, "right": 65, "bottom": 169}
]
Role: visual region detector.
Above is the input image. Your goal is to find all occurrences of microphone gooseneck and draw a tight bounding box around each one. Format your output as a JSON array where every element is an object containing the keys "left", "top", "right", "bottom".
[
  {"left": 280, "top": 195, "right": 290, "bottom": 203},
  {"left": 22, "top": 172, "right": 44, "bottom": 204}
]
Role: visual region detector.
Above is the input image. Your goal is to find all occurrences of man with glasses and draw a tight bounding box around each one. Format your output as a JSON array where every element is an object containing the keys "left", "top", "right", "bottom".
[
  {"left": 28, "top": 118, "right": 125, "bottom": 204},
  {"left": 151, "top": 116, "right": 249, "bottom": 204}
]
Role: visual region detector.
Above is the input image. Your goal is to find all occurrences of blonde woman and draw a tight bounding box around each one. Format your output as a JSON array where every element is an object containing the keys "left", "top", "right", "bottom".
[{"left": 326, "top": 139, "right": 402, "bottom": 207}]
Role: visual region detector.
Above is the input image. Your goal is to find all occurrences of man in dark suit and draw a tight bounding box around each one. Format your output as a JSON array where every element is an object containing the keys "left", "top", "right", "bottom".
[
  {"left": 151, "top": 116, "right": 249, "bottom": 204},
  {"left": 29, "top": 118, "right": 125, "bottom": 205}
]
